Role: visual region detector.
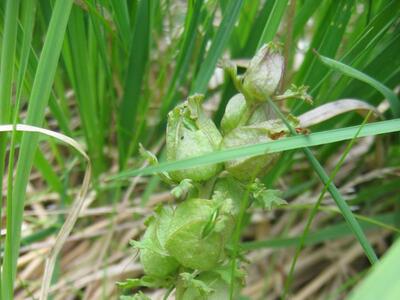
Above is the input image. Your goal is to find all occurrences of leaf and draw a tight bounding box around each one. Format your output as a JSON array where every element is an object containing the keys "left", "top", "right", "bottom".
[
  {"left": 298, "top": 99, "right": 381, "bottom": 128},
  {"left": 250, "top": 181, "right": 287, "bottom": 210},
  {"left": 139, "top": 143, "right": 158, "bottom": 165},
  {"left": 171, "top": 179, "right": 194, "bottom": 198},
  {"left": 118, "top": 0, "right": 152, "bottom": 167},
  {"left": 316, "top": 53, "right": 400, "bottom": 117},
  {"left": 268, "top": 99, "right": 378, "bottom": 267},
  {"left": 254, "top": 189, "right": 287, "bottom": 210},
  {"left": 120, "top": 292, "right": 151, "bottom": 300},
  {"left": 191, "top": 0, "right": 244, "bottom": 94},
  {"left": 159, "top": 0, "right": 204, "bottom": 117},
  {"left": 242, "top": 213, "right": 398, "bottom": 250},
  {"left": 110, "top": 119, "right": 400, "bottom": 179},
  {"left": 180, "top": 272, "right": 214, "bottom": 296},
  {"left": 117, "top": 275, "right": 171, "bottom": 289},
  {"left": 347, "top": 238, "right": 400, "bottom": 300},
  {"left": 257, "top": 0, "right": 289, "bottom": 48},
  {"left": 1, "top": 1, "right": 75, "bottom": 299}
]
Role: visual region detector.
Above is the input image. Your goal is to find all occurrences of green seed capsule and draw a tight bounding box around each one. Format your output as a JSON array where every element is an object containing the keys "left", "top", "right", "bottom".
[
  {"left": 137, "top": 207, "right": 179, "bottom": 278},
  {"left": 222, "top": 126, "right": 277, "bottom": 181},
  {"left": 220, "top": 94, "right": 248, "bottom": 134},
  {"left": 166, "top": 94, "right": 222, "bottom": 182},
  {"left": 139, "top": 218, "right": 180, "bottom": 278},
  {"left": 165, "top": 198, "right": 234, "bottom": 271},
  {"left": 242, "top": 42, "right": 284, "bottom": 102},
  {"left": 221, "top": 119, "right": 296, "bottom": 181},
  {"left": 221, "top": 93, "right": 277, "bottom": 135}
]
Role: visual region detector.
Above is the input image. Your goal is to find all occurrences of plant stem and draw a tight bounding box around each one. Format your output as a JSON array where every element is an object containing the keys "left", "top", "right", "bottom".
[{"left": 229, "top": 188, "right": 251, "bottom": 300}]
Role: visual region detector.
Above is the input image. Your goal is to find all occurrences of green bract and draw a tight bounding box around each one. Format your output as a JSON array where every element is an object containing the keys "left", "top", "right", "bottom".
[
  {"left": 177, "top": 270, "right": 242, "bottom": 300},
  {"left": 242, "top": 42, "right": 284, "bottom": 102},
  {"left": 166, "top": 94, "right": 222, "bottom": 182},
  {"left": 212, "top": 177, "right": 244, "bottom": 214},
  {"left": 165, "top": 198, "right": 235, "bottom": 271}
]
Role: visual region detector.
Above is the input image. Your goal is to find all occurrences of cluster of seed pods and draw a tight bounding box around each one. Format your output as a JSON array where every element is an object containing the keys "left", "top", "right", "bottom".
[{"left": 131, "top": 43, "right": 302, "bottom": 299}]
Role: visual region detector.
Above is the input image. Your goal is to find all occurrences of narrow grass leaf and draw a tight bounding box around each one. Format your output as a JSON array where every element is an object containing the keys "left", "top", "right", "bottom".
[
  {"left": 311, "top": 1, "right": 400, "bottom": 102},
  {"left": 0, "top": 124, "right": 91, "bottom": 300},
  {"left": 111, "top": 118, "right": 400, "bottom": 179},
  {"left": 283, "top": 111, "right": 373, "bottom": 298},
  {"left": 347, "top": 237, "right": 400, "bottom": 300},
  {"left": 317, "top": 53, "right": 400, "bottom": 117},
  {"left": 230, "top": 0, "right": 260, "bottom": 54},
  {"left": 295, "top": 0, "right": 354, "bottom": 93},
  {"left": 0, "top": 0, "right": 20, "bottom": 291},
  {"left": 63, "top": 7, "right": 105, "bottom": 175},
  {"left": 110, "top": 0, "right": 131, "bottom": 48},
  {"left": 257, "top": 0, "right": 289, "bottom": 48},
  {"left": 242, "top": 213, "right": 396, "bottom": 250},
  {"left": 268, "top": 100, "right": 378, "bottom": 265},
  {"left": 118, "top": 0, "right": 151, "bottom": 167},
  {"left": 160, "top": 0, "right": 204, "bottom": 117},
  {"left": 293, "top": 0, "right": 323, "bottom": 39},
  {"left": 1, "top": 1, "right": 74, "bottom": 298},
  {"left": 191, "top": 0, "right": 244, "bottom": 94}
]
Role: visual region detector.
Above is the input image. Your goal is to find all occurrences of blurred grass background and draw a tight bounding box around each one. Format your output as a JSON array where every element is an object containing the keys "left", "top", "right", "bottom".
[{"left": 0, "top": 0, "right": 399, "bottom": 299}]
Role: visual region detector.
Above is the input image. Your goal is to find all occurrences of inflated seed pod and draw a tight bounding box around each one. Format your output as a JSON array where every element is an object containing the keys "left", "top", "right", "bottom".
[
  {"left": 242, "top": 42, "right": 284, "bottom": 102},
  {"left": 166, "top": 94, "right": 222, "bottom": 182},
  {"left": 221, "top": 93, "right": 278, "bottom": 135},
  {"left": 137, "top": 209, "right": 179, "bottom": 278},
  {"left": 220, "top": 94, "right": 248, "bottom": 134},
  {"left": 165, "top": 198, "right": 234, "bottom": 271},
  {"left": 221, "top": 118, "right": 297, "bottom": 181}
]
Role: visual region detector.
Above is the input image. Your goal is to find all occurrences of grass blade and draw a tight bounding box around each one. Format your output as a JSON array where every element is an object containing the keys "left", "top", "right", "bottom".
[
  {"left": 0, "top": 0, "right": 19, "bottom": 125},
  {"left": 316, "top": 53, "right": 400, "bottom": 117},
  {"left": 295, "top": 0, "right": 354, "bottom": 91},
  {"left": 3, "top": 1, "right": 37, "bottom": 292},
  {"left": 110, "top": 118, "right": 400, "bottom": 179},
  {"left": 257, "top": 0, "right": 289, "bottom": 48},
  {"left": 311, "top": 1, "right": 400, "bottom": 102},
  {"left": 293, "top": 0, "right": 323, "bottom": 39},
  {"left": 118, "top": 0, "right": 151, "bottom": 167},
  {"left": 0, "top": 123, "right": 91, "bottom": 300},
  {"left": 0, "top": 0, "right": 20, "bottom": 293},
  {"left": 191, "top": 0, "right": 244, "bottom": 94},
  {"left": 110, "top": 0, "right": 131, "bottom": 49},
  {"left": 242, "top": 213, "right": 397, "bottom": 250},
  {"left": 1, "top": 1, "right": 74, "bottom": 298},
  {"left": 283, "top": 111, "right": 372, "bottom": 298},
  {"left": 63, "top": 7, "right": 105, "bottom": 175},
  {"left": 268, "top": 100, "right": 378, "bottom": 264},
  {"left": 347, "top": 237, "right": 400, "bottom": 300},
  {"left": 159, "top": 0, "right": 204, "bottom": 118}
]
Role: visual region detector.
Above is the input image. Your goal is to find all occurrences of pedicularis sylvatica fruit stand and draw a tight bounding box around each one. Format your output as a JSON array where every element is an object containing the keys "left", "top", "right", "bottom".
[{"left": 119, "top": 43, "right": 313, "bottom": 299}]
